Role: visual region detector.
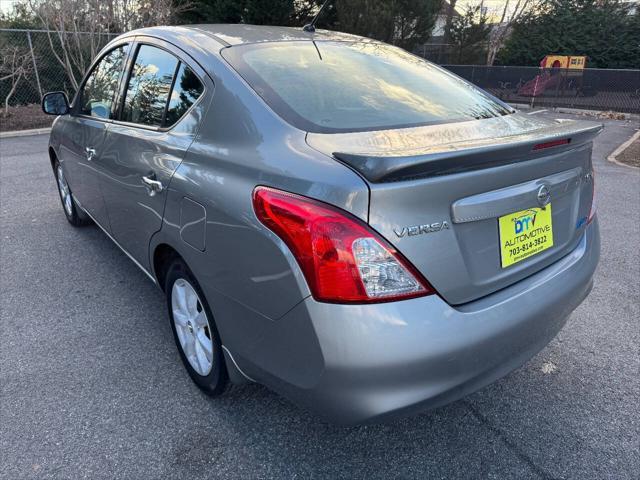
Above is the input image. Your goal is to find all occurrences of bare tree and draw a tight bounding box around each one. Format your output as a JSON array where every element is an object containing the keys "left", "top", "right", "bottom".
[
  {"left": 27, "top": 0, "right": 188, "bottom": 91},
  {"left": 485, "top": 0, "right": 539, "bottom": 65},
  {"left": 450, "top": 3, "right": 490, "bottom": 64},
  {"left": 0, "top": 46, "right": 34, "bottom": 116}
]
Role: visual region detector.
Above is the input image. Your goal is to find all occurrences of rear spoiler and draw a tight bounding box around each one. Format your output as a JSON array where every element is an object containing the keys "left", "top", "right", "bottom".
[{"left": 331, "top": 122, "right": 603, "bottom": 183}]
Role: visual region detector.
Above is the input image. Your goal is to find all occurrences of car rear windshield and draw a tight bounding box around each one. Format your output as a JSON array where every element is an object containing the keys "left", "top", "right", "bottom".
[{"left": 222, "top": 41, "right": 512, "bottom": 133}]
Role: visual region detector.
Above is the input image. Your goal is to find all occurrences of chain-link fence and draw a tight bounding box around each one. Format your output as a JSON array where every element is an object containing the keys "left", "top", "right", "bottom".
[
  {"left": 444, "top": 65, "right": 640, "bottom": 114},
  {"left": 0, "top": 28, "right": 119, "bottom": 132}
]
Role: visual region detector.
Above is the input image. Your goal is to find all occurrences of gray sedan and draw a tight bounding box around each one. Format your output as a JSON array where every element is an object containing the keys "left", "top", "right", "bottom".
[{"left": 42, "top": 24, "right": 601, "bottom": 424}]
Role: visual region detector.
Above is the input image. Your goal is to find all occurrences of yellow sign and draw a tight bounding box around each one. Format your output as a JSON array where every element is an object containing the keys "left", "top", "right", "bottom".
[
  {"left": 568, "top": 56, "right": 586, "bottom": 70},
  {"left": 498, "top": 206, "right": 554, "bottom": 268}
]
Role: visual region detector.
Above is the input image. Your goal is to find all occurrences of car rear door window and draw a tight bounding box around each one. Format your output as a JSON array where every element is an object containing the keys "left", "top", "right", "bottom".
[
  {"left": 80, "top": 45, "right": 128, "bottom": 119},
  {"left": 121, "top": 45, "right": 179, "bottom": 127},
  {"left": 165, "top": 64, "right": 204, "bottom": 126}
]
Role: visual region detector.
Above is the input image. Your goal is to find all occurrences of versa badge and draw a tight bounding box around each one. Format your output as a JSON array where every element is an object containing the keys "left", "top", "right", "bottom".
[{"left": 394, "top": 221, "right": 450, "bottom": 238}]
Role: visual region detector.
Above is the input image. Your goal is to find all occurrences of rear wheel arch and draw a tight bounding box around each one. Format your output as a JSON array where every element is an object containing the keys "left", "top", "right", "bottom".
[{"left": 152, "top": 243, "right": 182, "bottom": 291}]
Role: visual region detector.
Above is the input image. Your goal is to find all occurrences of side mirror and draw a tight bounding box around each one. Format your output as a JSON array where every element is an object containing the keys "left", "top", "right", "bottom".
[{"left": 42, "top": 91, "right": 70, "bottom": 116}]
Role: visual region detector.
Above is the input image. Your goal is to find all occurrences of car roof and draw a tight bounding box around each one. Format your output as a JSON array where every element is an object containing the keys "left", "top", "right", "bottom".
[{"left": 129, "top": 24, "right": 373, "bottom": 47}]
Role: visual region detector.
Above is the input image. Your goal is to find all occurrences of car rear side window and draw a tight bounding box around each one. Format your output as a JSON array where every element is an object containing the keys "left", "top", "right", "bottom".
[
  {"left": 80, "top": 45, "right": 128, "bottom": 119},
  {"left": 121, "top": 45, "right": 179, "bottom": 127},
  {"left": 223, "top": 42, "right": 513, "bottom": 133},
  {"left": 165, "top": 64, "right": 204, "bottom": 126}
]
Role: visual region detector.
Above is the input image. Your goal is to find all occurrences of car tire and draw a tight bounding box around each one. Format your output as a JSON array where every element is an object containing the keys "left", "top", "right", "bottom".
[
  {"left": 53, "top": 160, "right": 92, "bottom": 227},
  {"left": 165, "top": 258, "right": 229, "bottom": 396}
]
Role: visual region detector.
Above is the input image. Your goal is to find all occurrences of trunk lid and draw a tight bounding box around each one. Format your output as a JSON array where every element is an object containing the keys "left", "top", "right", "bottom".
[{"left": 307, "top": 113, "right": 602, "bottom": 305}]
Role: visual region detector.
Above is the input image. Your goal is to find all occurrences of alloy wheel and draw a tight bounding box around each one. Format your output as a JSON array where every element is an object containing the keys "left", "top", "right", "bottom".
[
  {"left": 171, "top": 278, "right": 214, "bottom": 376},
  {"left": 56, "top": 165, "right": 73, "bottom": 216}
]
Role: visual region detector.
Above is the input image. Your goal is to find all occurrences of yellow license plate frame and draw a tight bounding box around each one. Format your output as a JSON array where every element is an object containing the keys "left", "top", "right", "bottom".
[{"left": 498, "top": 205, "right": 554, "bottom": 268}]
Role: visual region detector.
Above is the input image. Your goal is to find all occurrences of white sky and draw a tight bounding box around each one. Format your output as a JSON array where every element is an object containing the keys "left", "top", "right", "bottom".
[
  {"left": 0, "top": 0, "right": 17, "bottom": 14},
  {"left": 458, "top": 0, "right": 508, "bottom": 8},
  {"left": 456, "top": 0, "right": 514, "bottom": 15}
]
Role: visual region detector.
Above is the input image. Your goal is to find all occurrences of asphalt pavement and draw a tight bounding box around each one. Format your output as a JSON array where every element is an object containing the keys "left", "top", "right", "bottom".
[{"left": 1, "top": 112, "right": 638, "bottom": 479}]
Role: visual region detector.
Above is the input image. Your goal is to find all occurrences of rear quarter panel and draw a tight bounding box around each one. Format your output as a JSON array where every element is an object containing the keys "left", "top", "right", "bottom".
[{"left": 150, "top": 51, "right": 369, "bottom": 362}]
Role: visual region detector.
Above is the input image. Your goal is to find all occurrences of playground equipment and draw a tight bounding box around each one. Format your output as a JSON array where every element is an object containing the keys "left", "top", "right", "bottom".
[{"left": 518, "top": 55, "right": 587, "bottom": 96}]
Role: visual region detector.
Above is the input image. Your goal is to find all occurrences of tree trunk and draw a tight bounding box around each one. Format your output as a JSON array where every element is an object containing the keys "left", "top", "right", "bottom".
[
  {"left": 4, "top": 72, "right": 23, "bottom": 117},
  {"left": 441, "top": 0, "right": 458, "bottom": 62}
]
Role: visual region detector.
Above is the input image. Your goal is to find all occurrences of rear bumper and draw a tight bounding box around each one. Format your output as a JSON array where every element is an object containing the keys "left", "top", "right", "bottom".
[{"left": 239, "top": 220, "right": 600, "bottom": 425}]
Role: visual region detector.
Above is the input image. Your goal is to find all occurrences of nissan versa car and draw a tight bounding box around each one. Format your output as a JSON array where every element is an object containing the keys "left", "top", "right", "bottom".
[{"left": 42, "top": 25, "right": 601, "bottom": 424}]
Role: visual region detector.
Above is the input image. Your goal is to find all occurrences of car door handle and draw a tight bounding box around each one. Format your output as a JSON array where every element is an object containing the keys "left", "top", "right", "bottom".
[
  {"left": 142, "top": 174, "right": 163, "bottom": 196},
  {"left": 85, "top": 147, "right": 96, "bottom": 161}
]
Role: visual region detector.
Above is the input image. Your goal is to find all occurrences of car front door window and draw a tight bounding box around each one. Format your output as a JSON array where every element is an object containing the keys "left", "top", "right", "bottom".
[{"left": 80, "top": 45, "right": 128, "bottom": 119}]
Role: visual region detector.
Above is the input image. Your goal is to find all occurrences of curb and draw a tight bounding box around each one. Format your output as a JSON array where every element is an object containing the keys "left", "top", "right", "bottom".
[
  {"left": 512, "top": 103, "right": 639, "bottom": 121},
  {"left": 607, "top": 129, "right": 640, "bottom": 169},
  {"left": 0, "top": 127, "right": 51, "bottom": 139},
  {"left": 553, "top": 106, "right": 639, "bottom": 121}
]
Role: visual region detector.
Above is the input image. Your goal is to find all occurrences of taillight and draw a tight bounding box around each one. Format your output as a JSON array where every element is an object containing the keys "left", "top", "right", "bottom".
[
  {"left": 253, "top": 186, "right": 434, "bottom": 304},
  {"left": 533, "top": 138, "right": 571, "bottom": 150},
  {"left": 587, "top": 169, "right": 596, "bottom": 224}
]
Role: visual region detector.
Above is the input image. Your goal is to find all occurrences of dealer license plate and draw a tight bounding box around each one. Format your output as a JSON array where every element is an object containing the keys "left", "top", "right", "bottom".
[{"left": 498, "top": 205, "right": 553, "bottom": 268}]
